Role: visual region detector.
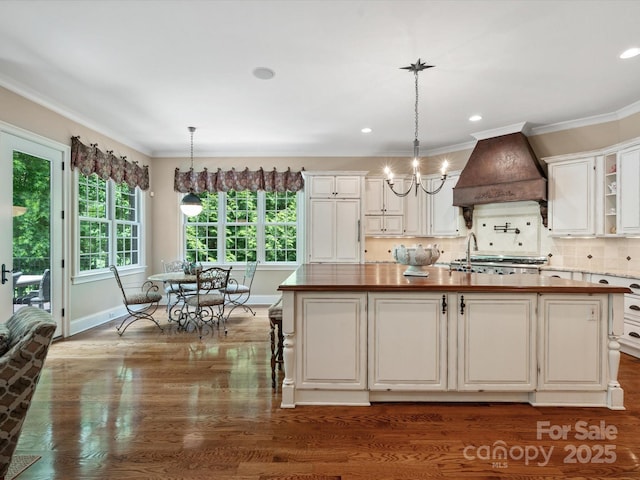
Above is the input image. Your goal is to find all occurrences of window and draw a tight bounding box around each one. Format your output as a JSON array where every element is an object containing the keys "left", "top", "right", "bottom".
[
  {"left": 184, "top": 190, "right": 300, "bottom": 265},
  {"left": 78, "top": 173, "right": 143, "bottom": 273}
]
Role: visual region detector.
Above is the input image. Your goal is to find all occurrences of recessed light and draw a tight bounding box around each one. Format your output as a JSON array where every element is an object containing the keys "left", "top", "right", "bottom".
[
  {"left": 620, "top": 47, "right": 640, "bottom": 59},
  {"left": 253, "top": 67, "right": 275, "bottom": 80},
  {"left": 361, "top": 127, "right": 372, "bottom": 134},
  {"left": 469, "top": 114, "right": 482, "bottom": 122}
]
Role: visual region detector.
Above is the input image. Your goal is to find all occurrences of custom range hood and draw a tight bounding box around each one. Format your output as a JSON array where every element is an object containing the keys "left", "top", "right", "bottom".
[{"left": 453, "top": 126, "right": 547, "bottom": 229}]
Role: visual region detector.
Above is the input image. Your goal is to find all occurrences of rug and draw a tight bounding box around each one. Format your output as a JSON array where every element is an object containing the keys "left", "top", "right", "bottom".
[{"left": 6, "top": 455, "right": 41, "bottom": 480}]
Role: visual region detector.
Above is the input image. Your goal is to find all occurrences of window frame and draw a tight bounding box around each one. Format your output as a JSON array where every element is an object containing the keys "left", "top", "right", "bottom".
[
  {"left": 182, "top": 190, "right": 303, "bottom": 268},
  {"left": 74, "top": 171, "right": 146, "bottom": 282}
]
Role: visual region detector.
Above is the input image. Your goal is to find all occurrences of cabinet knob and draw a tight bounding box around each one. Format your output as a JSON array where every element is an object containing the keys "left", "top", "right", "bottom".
[
  {"left": 629, "top": 283, "right": 640, "bottom": 289},
  {"left": 598, "top": 279, "right": 609, "bottom": 284},
  {"left": 630, "top": 305, "right": 640, "bottom": 312},
  {"left": 629, "top": 331, "right": 640, "bottom": 339}
]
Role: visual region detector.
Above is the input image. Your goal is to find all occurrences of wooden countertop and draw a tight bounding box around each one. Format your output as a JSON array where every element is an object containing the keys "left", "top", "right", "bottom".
[{"left": 278, "top": 263, "right": 631, "bottom": 294}]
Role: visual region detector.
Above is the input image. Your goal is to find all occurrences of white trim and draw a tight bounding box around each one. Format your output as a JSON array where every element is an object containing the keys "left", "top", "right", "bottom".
[
  {"left": 471, "top": 122, "right": 529, "bottom": 140},
  {"left": 0, "top": 78, "right": 151, "bottom": 156},
  {"left": 0, "top": 120, "right": 71, "bottom": 338}
]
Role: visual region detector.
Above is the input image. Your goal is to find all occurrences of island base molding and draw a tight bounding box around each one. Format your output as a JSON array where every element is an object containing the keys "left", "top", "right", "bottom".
[{"left": 281, "top": 390, "right": 624, "bottom": 409}]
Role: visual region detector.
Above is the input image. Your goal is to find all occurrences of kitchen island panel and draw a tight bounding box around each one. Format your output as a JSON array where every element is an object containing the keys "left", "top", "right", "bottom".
[{"left": 278, "top": 264, "right": 626, "bottom": 409}]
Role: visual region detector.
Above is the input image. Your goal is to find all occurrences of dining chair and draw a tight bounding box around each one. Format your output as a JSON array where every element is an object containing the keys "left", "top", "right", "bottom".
[
  {"left": 161, "top": 260, "right": 197, "bottom": 319},
  {"left": 110, "top": 265, "right": 163, "bottom": 335},
  {"left": 183, "top": 266, "right": 232, "bottom": 336},
  {"left": 220, "top": 260, "right": 258, "bottom": 318}
]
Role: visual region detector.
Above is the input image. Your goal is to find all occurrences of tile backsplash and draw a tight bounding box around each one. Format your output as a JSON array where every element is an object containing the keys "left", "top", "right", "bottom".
[{"left": 365, "top": 200, "right": 640, "bottom": 274}]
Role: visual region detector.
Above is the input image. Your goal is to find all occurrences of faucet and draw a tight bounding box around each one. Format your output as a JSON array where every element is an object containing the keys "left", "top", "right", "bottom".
[{"left": 466, "top": 232, "right": 478, "bottom": 271}]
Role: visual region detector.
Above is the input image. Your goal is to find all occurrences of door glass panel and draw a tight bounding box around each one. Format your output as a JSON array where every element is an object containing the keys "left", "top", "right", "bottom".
[{"left": 13, "top": 152, "right": 51, "bottom": 312}]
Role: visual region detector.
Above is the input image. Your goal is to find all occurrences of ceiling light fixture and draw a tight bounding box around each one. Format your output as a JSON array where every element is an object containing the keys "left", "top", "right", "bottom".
[
  {"left": 620, "top": 47, "right": 640, "bottom": 59},
  {"left": 361, "top": 127, "right": 372, "bottom": 134},
  {"left": 384, "top": 59, "right": 448, "bottom": 197},
  {"left": 469, "top": 114, "right": 482, "bottom": 122},
  {"left": 179, "top": 126, "right": 203, "bottom": 217}
]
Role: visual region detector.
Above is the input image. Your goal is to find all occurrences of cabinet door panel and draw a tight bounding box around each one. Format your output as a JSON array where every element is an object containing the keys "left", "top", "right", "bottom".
[
  {"left": 369, "top": 293, "right": 446, "bottom": 390},
  {"left": 458, "top": 294, "right": 536, "bottom": 390},
  {"left": 308, "top": 176, "right": 335, "bottom": 197},
  {"left": 308, "top": 200, "right": 336, "bottom": 262},
  {"left": 297, "top": 294, "right": 367, "bottom": 389},
  {"left": 429, "top": 174, "right": 460, "bottom": 236},
  {"left": 619, "top": 148, "right": 640, "bottom": 234},
  {"left": 335, "top": 176, "right": 361, "bottom": 198},
  {"left": 364, "top": 178, "right": 384, "bottom": 214},
  {"left": 335, "top": 199, "right": 361, "bottom": 262},
  {"left": 539, "top": 296, "right": 605, "bottom": 389},
  {"left": 548, "top": 158, "right": 594, "bottom": 235}
]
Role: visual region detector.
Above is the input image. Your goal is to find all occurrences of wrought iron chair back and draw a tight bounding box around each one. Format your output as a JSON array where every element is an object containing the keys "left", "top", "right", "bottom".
[
  {"left": 110, "top": 265, "right": 163, "bottom": 335},
  {"left": 221, "top": 260, "right": 258, "bottom": 317},
  {"left": 184, "top": 266, "right": 232, "bottom": 336}
]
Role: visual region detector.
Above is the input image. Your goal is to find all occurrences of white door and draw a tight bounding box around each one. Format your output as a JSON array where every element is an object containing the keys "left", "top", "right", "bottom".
[{"left": 0, "top": 129, "right": 65, "bottom": 336}]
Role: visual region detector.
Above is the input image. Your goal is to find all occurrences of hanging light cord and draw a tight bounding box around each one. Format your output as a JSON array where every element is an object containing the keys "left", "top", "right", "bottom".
[{"left": 189, "top": 126, "right": 196, "bottom": 170}]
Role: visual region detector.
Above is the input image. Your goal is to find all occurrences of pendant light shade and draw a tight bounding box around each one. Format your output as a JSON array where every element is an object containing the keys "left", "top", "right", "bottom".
[
  {"left": 180, "top": 192, "right": 203, "bottom": 216},
  {"left": 180, "top": 126, "right": 203, "bottom": 217}
]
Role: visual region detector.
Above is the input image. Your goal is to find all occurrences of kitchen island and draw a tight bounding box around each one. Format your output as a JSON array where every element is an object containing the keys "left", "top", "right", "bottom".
[{"left": 277, "top": 264, "right": 629, "bottom": 409}]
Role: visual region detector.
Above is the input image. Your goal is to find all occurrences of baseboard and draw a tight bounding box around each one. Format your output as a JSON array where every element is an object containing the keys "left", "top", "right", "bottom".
[{"left": 68, "top": 305, "right": 128, "bottom": 336}]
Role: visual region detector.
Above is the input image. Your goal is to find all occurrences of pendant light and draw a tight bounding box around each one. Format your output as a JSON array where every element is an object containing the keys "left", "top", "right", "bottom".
[
  {"left": 180, "top": 126, "right": 203, "bottom": 217},
  {"left": 384, "top": 59, "right": 448, "bottom": 197}
]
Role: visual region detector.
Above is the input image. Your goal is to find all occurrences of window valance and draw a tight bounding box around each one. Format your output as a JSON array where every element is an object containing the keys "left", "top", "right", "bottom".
[
  {"left": 174, "top": 167, "right": 304, "bottom": 193},
  {"left": 71, "top": 136, "right": 150, "bottom": 190}
]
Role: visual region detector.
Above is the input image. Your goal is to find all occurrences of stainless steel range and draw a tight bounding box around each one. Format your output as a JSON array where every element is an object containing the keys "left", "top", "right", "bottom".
[{"left": 449, "top": 255, "right": 547, "bottom": 275}]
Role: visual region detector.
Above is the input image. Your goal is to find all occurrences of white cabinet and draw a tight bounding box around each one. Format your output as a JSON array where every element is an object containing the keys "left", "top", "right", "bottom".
[
  {"left": 364, "top": 178, "right": 403, "bottom": 215},
  {"left": 364, "top": 178, "right": 404, "bottom": 235},
  {"left": 308, "top": 175, "right": 361, "bottom": 198},
  {"left": 403, "top": 187, "right": 425, "bottom": 236},
  {"left": 308, "top": 198, "right": 361, "bottom": 263},
  {"left": 305, "top": 172, "right": 366, "bottom": 263},
  {"left": 538, "top": 295, "right": 606, "bottom": 390},
  {"left": 364, "top": 215, "right": 403, "bottom": 235},
  {"left": 295, "top": 293, "right": 367, "bottom": 390},
  {"left": 368, "top": 293, "right": 447, "bottom": 391},
  {"left": 547, "top": 156, "right": 596, "bottom": 236},
  {"left": 428, "top": 173, "right": 461, "bottom": 237},
  {"left": 456, "top": 294, "right": 537, "bottom": 391},
  {"left": 618, "top": 147, "right": 640, "bottom": 234}
]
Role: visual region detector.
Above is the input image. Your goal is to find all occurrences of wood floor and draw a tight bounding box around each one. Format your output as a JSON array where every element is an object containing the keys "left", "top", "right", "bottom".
[{"left": 15, "top": 307, "right": 640, "bottom": 479}]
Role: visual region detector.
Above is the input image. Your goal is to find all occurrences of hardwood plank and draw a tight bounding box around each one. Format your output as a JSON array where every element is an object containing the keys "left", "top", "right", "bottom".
[{"left": 13, "top": 308, "right": 640, "bottom": 479}]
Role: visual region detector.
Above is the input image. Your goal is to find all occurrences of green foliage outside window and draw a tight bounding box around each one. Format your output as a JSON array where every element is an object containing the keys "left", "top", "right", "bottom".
[
  {"left": 184, "top": 190, "right": 298, "bottom": 264},
  {"left": 13, "top": 152, "right": 51, "bottom": 274},
  {"left": 78, "top": 173, "right": 141, "bottom": 271}
]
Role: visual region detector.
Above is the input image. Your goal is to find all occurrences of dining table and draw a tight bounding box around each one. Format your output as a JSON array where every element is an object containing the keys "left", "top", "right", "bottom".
[{"left": 147, "top": 271, "right": 198, "bottom": 322}]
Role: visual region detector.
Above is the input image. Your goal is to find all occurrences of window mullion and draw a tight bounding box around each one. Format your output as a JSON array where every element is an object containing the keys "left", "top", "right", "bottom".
[
  {"left": 218, "top": 192, "right": 226, "bottom": 265},
  {"left": 257, "top": 191, "right": 265, "bottom": 263}
]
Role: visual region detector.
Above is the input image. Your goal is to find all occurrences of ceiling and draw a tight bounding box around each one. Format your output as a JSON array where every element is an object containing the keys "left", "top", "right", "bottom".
[{"left": 1, "top": 0, "right": 640, "bottom": 158}]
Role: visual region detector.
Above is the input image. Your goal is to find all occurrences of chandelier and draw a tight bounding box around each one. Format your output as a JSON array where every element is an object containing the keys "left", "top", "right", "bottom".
[
  {"left": 384, "top": 59, "right": 448, "bottom": 197},
  {"left": 180, "top": 126, "right": 204, "bottom": 217}
]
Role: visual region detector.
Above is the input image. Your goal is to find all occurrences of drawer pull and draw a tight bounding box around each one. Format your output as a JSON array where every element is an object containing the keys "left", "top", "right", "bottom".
[
  {"left": 630, "top": 305, "right": 640, "bottom": 311},
  {"left": 598, "top": 279, "right": 609, "bottom": 284},
  {"left": 630, "top": 283, "right": 640, "bottom": 289},
  {"left": 629, "top": 331, "right": 640, "bottom": 339}
]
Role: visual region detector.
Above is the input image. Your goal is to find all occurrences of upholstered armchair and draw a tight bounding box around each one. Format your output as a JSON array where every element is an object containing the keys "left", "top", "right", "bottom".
[{"left": 0, "top": 307, "right": 56, "bottom": 479}]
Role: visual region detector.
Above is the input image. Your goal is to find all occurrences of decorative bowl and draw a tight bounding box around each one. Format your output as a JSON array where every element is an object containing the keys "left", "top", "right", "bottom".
[{"left": 392, "top": 244, "right": 440, "bottom": 276}]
